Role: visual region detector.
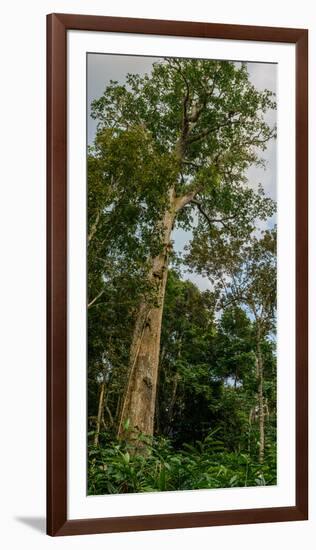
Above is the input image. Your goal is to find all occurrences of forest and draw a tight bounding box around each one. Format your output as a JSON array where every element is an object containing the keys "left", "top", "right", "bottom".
[{"left": 87, "top": 57, "right": 277, "bottom": 495}]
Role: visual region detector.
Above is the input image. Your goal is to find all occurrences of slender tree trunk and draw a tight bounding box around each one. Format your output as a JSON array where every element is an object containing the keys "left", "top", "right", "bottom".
[
  {"left": 167, "top": 372, "right": 180, "bottom": 432},
  {"left": 117, "top": 205, "right": 175, "bottom": 438},
  {"left": 256, "top": 339, "right": 265, "bottom": 464},
  {"left": 166, "top": 335, "right": 182, "bottom": 432},
  {"left": 94, "top": 381, "right": 105, "bottom": 447},
  {"left": 115, "top": 395, "right": 121, "bottom": 424},
  {"left": 234, "top": 369, "right": 238, "bottom": 389}
]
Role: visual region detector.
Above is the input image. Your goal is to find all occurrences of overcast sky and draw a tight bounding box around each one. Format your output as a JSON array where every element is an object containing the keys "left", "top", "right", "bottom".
[{"left": 87, "top": 54, "right": 277, "bottom": 291}]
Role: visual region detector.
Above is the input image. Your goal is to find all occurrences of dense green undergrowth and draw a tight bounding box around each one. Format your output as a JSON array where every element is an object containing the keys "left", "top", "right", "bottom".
[{"left": 88, "top": 430, "right": 276, "bottom": 495}]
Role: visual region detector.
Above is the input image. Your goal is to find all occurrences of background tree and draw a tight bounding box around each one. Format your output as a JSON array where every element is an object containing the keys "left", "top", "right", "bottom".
[
  {"left": 157, "top": 270, "right": 218, "bottom": 444},
  {"left": 188, "top": 228, "right": 277, "bottom": 462}
]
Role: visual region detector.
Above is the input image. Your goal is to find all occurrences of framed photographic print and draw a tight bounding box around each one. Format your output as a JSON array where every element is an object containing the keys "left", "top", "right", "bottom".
[{"left": 47, "top": 13, "right": 308, "bottom": 536}]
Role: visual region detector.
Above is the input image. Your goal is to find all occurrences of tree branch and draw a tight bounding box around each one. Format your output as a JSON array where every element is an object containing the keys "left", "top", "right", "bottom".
[
  {"left": 88, "top": 209, "right": 101, "bottom": 243},
  {"left": 191, "top": 199, "right": 232, "bottom": 230},
  {"left": 88, "top": 289, "right": 104, "bottom": 309},
  {"left": 166, "top": 59, "right": 191, "bottom": 146},
  {"left": 187, "top": 117, "right": 241, "bottom": 145},
  {"left": 174, "top": 188, "right": 200, "bottom": 212}
]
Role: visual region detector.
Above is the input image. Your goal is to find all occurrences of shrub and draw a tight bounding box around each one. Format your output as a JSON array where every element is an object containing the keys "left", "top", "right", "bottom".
[{"left": 88, "top": 429, "right": 276, "bottom": 495}]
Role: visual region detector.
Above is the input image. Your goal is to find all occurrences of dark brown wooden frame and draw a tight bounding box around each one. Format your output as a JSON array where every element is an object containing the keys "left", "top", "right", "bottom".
[{"left": 47, "top": 13, "right": 308, "bottom": 536}]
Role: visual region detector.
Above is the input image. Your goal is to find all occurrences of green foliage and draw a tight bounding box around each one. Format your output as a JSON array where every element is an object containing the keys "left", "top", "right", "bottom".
[
  {"left": 88, "top": 430, "right": 276, "bottom": 495},
  {"left": 88, "top": 268, "right": 277, "bottom": 492}
]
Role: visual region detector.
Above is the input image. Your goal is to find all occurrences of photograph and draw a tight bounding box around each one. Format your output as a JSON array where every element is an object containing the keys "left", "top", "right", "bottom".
[
  {"left": 0, "top": 2, "right": 310, "bottom": 544},
  {"left": 86, "top": 53, "right": 278, "bottom": 496}
]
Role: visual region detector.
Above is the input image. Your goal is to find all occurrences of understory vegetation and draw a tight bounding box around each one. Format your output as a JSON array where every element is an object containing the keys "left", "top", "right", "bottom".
[{"left": 88, "top": 429, "right": 276, "bottom": 495}]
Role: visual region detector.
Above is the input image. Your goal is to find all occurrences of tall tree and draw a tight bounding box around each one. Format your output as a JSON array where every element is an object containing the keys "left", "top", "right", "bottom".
[{"left": 89, "top": 58, "right": 276, "bottom": 437}]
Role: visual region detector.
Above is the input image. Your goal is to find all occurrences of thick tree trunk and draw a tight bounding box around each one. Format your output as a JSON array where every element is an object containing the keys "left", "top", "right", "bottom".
[
  {"left": 256, "top": 341, "right": 265, "bottom": 464},
  {"left": 117, "top": 206, "right": 175, "bottom": 438}
]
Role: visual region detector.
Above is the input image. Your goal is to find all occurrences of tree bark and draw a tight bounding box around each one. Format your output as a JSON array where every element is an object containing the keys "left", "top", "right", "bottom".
[
  {"left": 94, "top": 381, "right": 105, "bottom": 447},
  {"left": 117, "top": 205, "right": 175, "bottom": 438}
]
